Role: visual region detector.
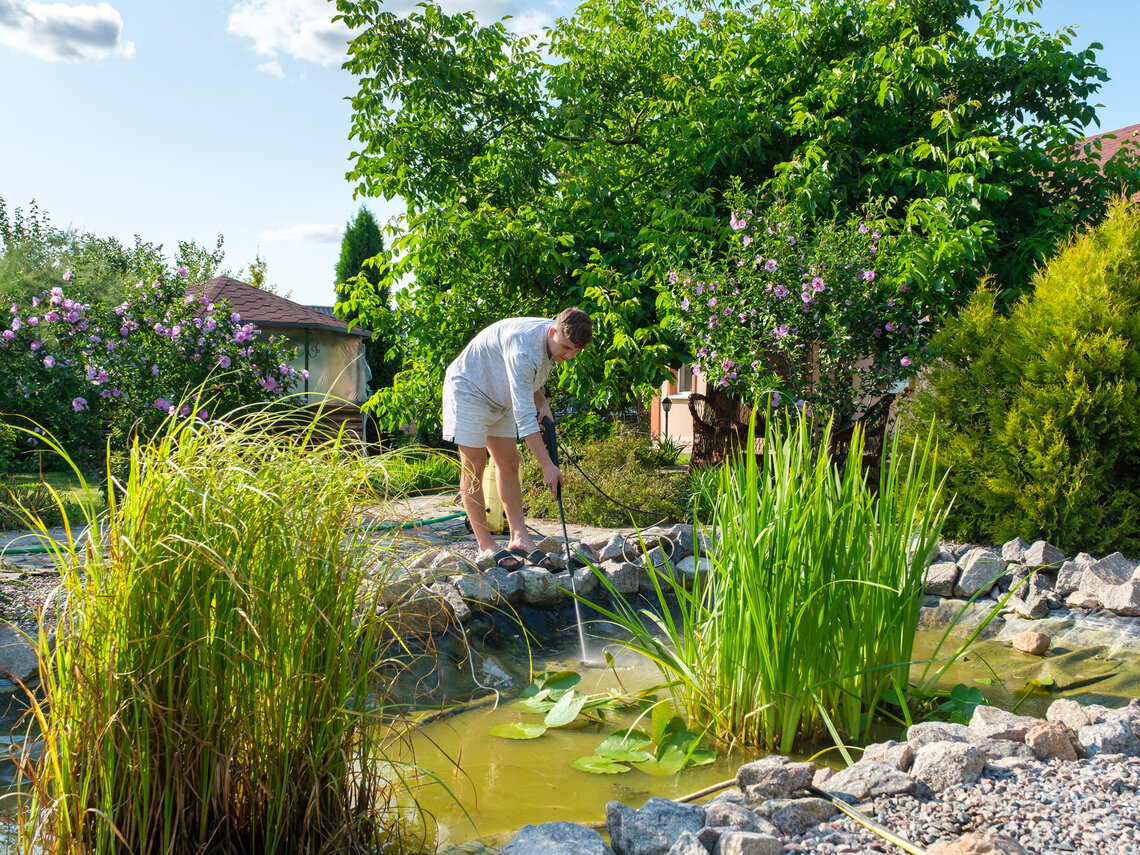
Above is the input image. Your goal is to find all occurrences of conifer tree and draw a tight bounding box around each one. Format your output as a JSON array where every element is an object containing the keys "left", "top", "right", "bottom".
[{"left": 334, "top": 206, "right": 396, "bottom": 388}]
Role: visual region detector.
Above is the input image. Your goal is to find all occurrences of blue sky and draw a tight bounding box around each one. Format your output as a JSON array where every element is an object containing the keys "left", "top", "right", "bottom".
[{"left": 0, "top": 0, "right": 1136, "bottom": 306}]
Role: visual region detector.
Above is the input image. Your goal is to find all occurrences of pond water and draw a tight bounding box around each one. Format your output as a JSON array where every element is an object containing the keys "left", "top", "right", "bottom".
[{"left": 1, "top": 609, "right": 1138, "bottom": 853}]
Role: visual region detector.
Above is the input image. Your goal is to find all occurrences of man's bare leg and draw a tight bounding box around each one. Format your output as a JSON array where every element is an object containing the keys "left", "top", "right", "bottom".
[
  {"left": 486, "top": 435, "right": 541, "bottom": 557},
  {"left": 456, "top": 444, "right": 501, "bottom": 557}
]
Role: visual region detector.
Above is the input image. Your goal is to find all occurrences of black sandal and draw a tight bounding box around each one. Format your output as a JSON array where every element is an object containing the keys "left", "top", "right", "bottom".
[
  {"left": 523, "top": 549, "right": 555, "bottom": 571},
  {"left": 491, "top": 549, "right": 523, "bottom": 571}
]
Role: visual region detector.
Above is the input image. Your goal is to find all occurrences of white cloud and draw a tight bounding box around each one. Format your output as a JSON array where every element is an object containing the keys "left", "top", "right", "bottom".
[
  {"left": 227, "top": 0, "right": 350, "bottom": 66},
  {"left": 261, "top": 223, "right": 342, "bottom": 244},
  {"left": 257, "top": 58, "right": 284, "bottom": 77},
  {"left": 226, "top": 0, "right": 550, "bottom": 69},
  {"left": 0, "top": 0, "right": 134, "bottom": 61}
]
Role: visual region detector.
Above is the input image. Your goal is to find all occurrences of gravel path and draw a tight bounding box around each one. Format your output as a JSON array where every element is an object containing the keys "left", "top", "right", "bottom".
[{"left": 788, "top": 756, "right": 1140, "bottom": 854}]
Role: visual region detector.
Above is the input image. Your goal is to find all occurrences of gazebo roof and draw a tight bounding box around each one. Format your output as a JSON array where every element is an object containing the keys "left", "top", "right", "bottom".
[{"left": 195, "top": 276, "right": 370, "bottom": 337}]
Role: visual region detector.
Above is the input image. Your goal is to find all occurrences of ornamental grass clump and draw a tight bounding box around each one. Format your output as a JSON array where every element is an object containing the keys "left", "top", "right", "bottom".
[
  {"left": 18, "top": 408, "right": 424, "bottom": 855},
  {"left": 592, "top": 414, "right": 947, "bottom": 754}
]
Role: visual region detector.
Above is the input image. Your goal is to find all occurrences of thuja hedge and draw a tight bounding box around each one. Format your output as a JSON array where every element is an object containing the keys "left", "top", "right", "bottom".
[{"left": 900, "top": 201, "right": 1140, "bottom": 555}]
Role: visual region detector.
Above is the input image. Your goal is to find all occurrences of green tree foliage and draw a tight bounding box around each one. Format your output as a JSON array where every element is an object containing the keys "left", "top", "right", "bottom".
[
  {"left": 0, "top": 197, "right": 227, "bottom": 305},
  {"left": 336, "top": 0, "right": 1139, "bottom": 430},
  {"left": 334, "top": 206, "right": 397, "bottom": 388},
  {"left": 899, "top": 201, "right": 1140, "bottom": 554}
]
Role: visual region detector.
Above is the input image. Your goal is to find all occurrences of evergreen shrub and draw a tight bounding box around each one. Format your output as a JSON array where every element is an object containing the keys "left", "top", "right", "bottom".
[{"left": 900, "top": 201, "right": 1140, "bottom": 554}]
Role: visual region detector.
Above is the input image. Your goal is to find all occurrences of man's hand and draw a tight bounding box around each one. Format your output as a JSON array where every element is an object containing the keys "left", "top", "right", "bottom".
[{"left": 542, "top": 460, "right": 563, "bottom": 497}]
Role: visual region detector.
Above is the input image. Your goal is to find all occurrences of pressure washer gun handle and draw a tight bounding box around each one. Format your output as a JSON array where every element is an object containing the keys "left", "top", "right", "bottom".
[
  {"left": 539, "top": 415, "right": 562, "bottom": 500},
  {"left": 540, "top": 415, "right": 560, "bottom": 467}
]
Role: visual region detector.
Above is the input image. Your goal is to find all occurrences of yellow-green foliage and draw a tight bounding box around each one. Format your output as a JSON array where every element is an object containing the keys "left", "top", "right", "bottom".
[{"left": 901, "top": 200, "right": 1140, "bottom": 554}]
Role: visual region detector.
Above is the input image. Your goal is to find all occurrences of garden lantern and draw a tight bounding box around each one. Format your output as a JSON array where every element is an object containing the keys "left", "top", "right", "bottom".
[{"left": 661, "top": 394, "right": 672, "bottom": 440}]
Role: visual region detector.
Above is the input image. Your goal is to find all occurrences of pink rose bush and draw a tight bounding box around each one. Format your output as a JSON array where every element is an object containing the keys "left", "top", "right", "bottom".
[{"left": 668, "top": 188, "right": 928, "bottom": 426}]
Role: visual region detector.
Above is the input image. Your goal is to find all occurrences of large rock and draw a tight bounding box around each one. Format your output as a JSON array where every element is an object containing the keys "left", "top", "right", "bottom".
[
  {"left": 665, "top": 831, "right": 706, "bottom": 855},
  {"left": 926, "top": 833, "right": 1030, "bottom": 854},
  {"left": 924, "top": 561, "right": 959, "bottom": 597},
  {"left": 968, "top": 738, "right": 1035, "bottom": 763},
  {"left": 769, "top": 797, "right": 839, "bottom": 836},
  {"left": 861, "top": 740, "right": 914, "bottom": 771},
  {"left": 606, "top": 797, "right": 704, "bottom": 855},
  {"left": 0, "top": 624, "right": 40, "bottom": 682},
  {"left": 428, "top": 581, "right": 472, "bottom": 623},
  {"left": 603, "top": 562, "right": 641, "bottom": 594},
  {"left": 713, "top": 832, "right": 784, "bottom": 855},
  {"left": 1098, "top": 579, "right": 1140, "bottom": 616},
  {"left": 1023, "top": 540, "right": 1064, "bottom": 569},
  {"left": 582, "top": 533, "right": 631, "bottom": 562},
  {"left": 955, "top": 549, "right": 1006, "bottom": 598},
  {"left": 821, "top": 761, "right": 916, "bottom": 801},
  {"left": 736, "top": 757, "right": 815, "bottom": 799},
  {"left": 1011, "top": 630, "right": 1050, "bottom": 655},
  {"left": 1085, "top": 552, "right": 1137, "bottom": 585},
  {"left": 1000, "top": 537, "right": 1028, "bottom": 564},
  {"left": 905, "top": 721, "right": 970, "bottom": 751},
  {"left": 968, "top": 706, "right": 1036, "bottom": 742},
  {"left": 1078, "top": 720, "right": 1140, "bottom": 757},
  {"left": 501, "top": 822, "right": 614, "bottom": 855},
  {"left": 1047, "top": 698, "right": 1103, "bottom": 732},
  {"left": 674, "top": 555, "right": 712, "bottom": 587},
  {"left": 703, "top": 803, "right": 776, "bottom": 835},
  {"left": 1054, "top": 560, "right": 1085, "bottom": 597},
  {"left": 910, "top": 742, "right": 986, "bottom": 793},
  {"left": 451, "top": 571, "right": 503, "bottom": 607},
  {"left": 1025, "top": 722, "right": 1078, "bottom": 762}
]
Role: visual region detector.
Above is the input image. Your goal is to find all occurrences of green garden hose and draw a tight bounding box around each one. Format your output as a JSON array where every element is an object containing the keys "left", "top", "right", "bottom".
[{"left": 0, "top": 512, "right": 470, "bottom": 556}]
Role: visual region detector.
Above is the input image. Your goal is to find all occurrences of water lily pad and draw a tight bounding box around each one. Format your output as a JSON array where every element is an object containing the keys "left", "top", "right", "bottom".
[
  {"left": 597, "top": 729, "right": 653, "bottom": 754},
  {"left": 511, "top": 694, "right": 556, "bottom": 714},
  {"left": 571, "top": 754, "right": 632, "bottom": 774},
  {"left": 521, "top": 670, "right": 581, "bottom": 698},
  {"left": 544, "top": 688, "right": 588, "bottom": 727},
  {"left": 489, "top": 722, "right": 547, "bottom": 740},
  {"left": 686, "top": 749, "right": 716, "bottom": 767},
  {"left": 631, "top": 754, "right": 685, "bottom": 776}
]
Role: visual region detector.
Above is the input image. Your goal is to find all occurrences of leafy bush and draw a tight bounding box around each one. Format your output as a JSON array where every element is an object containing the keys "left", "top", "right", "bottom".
[
  {"left": 369, "top": 446, "right": 458, "bottom": 497},
  {"left": 521, "top": 428, "right": 687, "bottom": 528},
  {"left": 899, "top": 201, "right": 1140, "bottom": 554},
  {"left": 669, "top": 182, "right": 928, "bottom": 424}
]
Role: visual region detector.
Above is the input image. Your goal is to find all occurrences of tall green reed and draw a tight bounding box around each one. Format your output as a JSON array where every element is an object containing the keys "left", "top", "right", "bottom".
[
  {"left": 591, "top": 413, "right": 948, "bottom": 754},
  {"left": 18, "top": 406, "right": 426, "bottom": 854}
]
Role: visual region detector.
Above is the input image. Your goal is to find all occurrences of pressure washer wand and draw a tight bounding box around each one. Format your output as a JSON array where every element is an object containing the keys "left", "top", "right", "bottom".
[{"left": 540, "top": 415, "right": 589, "bottom": 663}]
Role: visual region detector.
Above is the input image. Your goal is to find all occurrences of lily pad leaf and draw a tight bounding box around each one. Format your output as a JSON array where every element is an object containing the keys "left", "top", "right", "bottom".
[
  {"left": 489, "top": 722, "right": 547, "bottom": 740},
  {"left": 571, "top": 754, "right": 631, "bottom": 774},
  {"left": 511, "top": 695, "right": 556, "bottom": 714},
  {"left": 632, "top": 753, "right": 686, "bottom": 776},
  {"left": 686, "top": 749, "right": 717, "bottom": 767},
  {"left": 520, "top": 670, "right": 580, "bottom": 698},
  {"left": 545, "top": 688, "right": 588, "bottom": 727},
  {"left": 597, "top": 729, "right": 653, "bottom": 754}
]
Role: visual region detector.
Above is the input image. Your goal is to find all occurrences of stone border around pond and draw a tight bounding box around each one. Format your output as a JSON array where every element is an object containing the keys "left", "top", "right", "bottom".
[{"left": 484, "top": 697, "right": 1140, "bottom": 855}]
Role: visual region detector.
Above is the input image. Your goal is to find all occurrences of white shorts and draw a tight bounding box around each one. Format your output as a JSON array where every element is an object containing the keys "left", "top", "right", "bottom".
[{"left": 441, "top": 374, "right": 517, "bottom": 448}]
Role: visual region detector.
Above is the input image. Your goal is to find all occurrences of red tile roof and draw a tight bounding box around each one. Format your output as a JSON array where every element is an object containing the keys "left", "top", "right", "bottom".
[
  {"left": 1080, "top": 123, "right": 1140, "bottom": 167},
  {"left": 194, "top": 277, "right": 369, "bottom": 337}
]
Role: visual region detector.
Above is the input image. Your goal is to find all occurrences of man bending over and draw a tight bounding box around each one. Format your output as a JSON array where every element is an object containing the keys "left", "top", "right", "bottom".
[{"left": 442, "top": 308, "right": 593, "bottom": 571}]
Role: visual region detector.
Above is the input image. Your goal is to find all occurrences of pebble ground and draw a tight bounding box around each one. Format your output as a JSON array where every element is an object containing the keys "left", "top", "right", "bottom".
[{"left": 786, "top": 756, "right": 1140, "bottom": 854}]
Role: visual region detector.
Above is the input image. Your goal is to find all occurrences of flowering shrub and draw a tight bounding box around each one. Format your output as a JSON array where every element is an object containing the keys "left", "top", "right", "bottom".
[
  {"left": 668, "top": 189, "right": 929, "bottom": 424},
  {"left": 1, "top": 269, "right": 301, "bottom": 468}
]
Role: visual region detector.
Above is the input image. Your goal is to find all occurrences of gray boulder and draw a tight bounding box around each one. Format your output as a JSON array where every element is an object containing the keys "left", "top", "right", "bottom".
[
  {"left": 1078, "top": 720, "right": 1140, "bottom": 757},
  {"left": 501, "top": 822, "right": 614, "bottom": 855},
  {"left": 1025, "top": 722, "right": 1079, "bottom": 762},
  {"left": 861, "top": 740, "right": 914, "bottom": 771},
  {"left": 736, "top": 757, "right": 815, "bottom": 799},
  {"left": 955, "top": 549, "right": 1006, "bottom": 598},
  {"left": 969, "top": 738, "right": 1036, "bottom": 763},
  {"left": 968, "top": 706, "right": 1037, "bottom": 742},
  {"left": 910, "top": 742, "right": 986, "bottom": 793},
  {"left": 703, "top": 802, "right": 773, "bottom": 835},
  {"left": 713, "top": 832, "right": 784, "bottom": 855},
  {"left": 603, "top": 562, "right": 641, "bottom": 594},
  {"left": 1000, "top": 537, "right": 1029, "bottom": 564},
  {"left": 665, "top": 831, "right": 706, "bottom": 855},
  {"left": 1023, "top": 540, "right": 1064, "bottom": 569},
  {"left": 675, "top": 555, "right": 712, "bottom": 587},
  {"left": 1054, "top": 560, "right": 1085, "bottom": 597},
  {"left": 770, "top": 797, "right": 839, "bottom": 836},
  {"left": 924, "top": 561, "right": 959, "bottom": 597},
  {"left": 822, "top": 761, "right": 916, "bottom": 801},
  {"left": 906, "top": 721, "right": 970, "bottom": 750},
  {"left": 1086, "top": 552, "right": 1137, "bottom": 585},
  {"left": 516, "top": 568, "right": 565, "bottom": 606},
  {"left": 606, "top": 797, "right": 704, "bottom": 855}
]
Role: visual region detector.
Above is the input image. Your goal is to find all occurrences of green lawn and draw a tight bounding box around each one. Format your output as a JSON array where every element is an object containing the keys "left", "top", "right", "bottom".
[{"left": 4, "top": 470, "right": 106, "bottom": 522}]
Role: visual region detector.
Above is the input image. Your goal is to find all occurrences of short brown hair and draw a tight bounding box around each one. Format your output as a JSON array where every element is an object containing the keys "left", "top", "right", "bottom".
[{"left": 555, "top": 307, "right": 593, "bottom": 348}]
